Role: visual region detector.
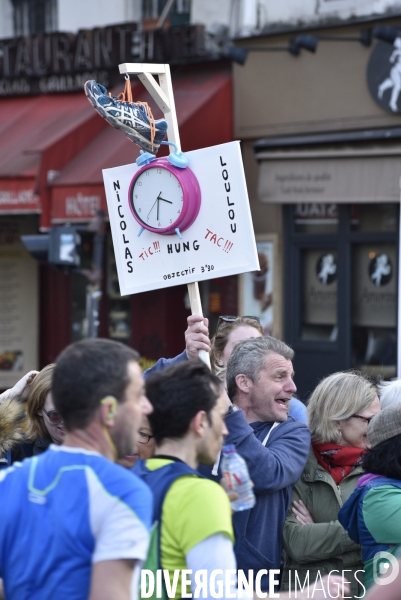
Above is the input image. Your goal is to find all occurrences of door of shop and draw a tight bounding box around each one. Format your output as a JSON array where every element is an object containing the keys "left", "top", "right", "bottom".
[{"left": 284, "top": 203, "right": 399, "bottom": 401}]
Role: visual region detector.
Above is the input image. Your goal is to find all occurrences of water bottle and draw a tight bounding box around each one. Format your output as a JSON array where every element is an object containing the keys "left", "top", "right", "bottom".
[{"left": 221, "top": 444, "right": 255, "bottom": 511}]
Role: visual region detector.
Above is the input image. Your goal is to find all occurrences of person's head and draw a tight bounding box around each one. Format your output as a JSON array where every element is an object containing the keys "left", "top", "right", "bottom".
[
  {"left": 26, "top": 364, "right": 66, "bottom": 444},
  {"left": 378, "top": 378, "right": 401, "bottom": 410},
  {"left": 226, "top": 336, "right": 296, "bottom": 423},
  {"left": 118, "top": 415, "right": 155, "bottom": 469},
  {"left": 363, "top": 404, "right": 401, "bottom": 477},
  {"left": 307, "top": 371, "right": 380, "bottom": 448},
  {"left": 137, "top": 415, "right": 156, "bottom": 459},
  {"left": 146, "top": 360, "right": 227, "bottom": 466},
  {"left": 52, "top": 338, "right": 152, "bottom": 459},
  {"left": 211, "top": 316, "right": 263, "bottom": 372}
]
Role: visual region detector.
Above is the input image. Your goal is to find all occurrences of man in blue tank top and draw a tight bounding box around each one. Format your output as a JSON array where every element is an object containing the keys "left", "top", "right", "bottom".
[{"left": 0, "top": 338, "right": 153, "bottom": 600}]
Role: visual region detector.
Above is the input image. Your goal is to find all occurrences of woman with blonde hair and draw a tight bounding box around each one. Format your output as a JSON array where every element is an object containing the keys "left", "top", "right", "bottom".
[
  {"left": 281, "top": 371, "right": 380, "bottom": 598},
  {"left": 26, "top": 364, "right": 65, "bottom": 454}
]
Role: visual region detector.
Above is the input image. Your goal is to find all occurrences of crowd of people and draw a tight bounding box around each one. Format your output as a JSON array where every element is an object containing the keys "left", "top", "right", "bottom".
[{"left": 0, "top": 314, "right": 400, "bottom": 600}]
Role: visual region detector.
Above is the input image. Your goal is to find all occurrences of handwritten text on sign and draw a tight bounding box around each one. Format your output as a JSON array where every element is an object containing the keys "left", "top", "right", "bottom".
[{"left": 103, "top": 141, "right": 259, "bottom": 296}]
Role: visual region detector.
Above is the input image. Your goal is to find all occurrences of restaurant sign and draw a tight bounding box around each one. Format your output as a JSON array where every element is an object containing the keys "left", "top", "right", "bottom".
[{"left": 0, "top": 23, "right": 205, "bottom": 96}]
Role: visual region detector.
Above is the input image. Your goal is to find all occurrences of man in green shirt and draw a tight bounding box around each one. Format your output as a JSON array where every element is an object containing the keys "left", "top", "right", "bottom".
[{"left": 134, "top": 361, "right": 237, "bottom": 600}]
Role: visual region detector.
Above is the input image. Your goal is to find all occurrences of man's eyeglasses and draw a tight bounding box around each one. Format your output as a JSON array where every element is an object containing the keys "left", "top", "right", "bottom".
[
  {"left": 216, "top": 315, "right": 260, "bottom": 334},
  {"left": 43, "top": 409, "right": 62, "bottom": 424},
  {"left": 138, "top": 431, "right": 154, "bottom": 444},
  {"left": 351, "top": 414, "right": 374, "bottom": 425}
]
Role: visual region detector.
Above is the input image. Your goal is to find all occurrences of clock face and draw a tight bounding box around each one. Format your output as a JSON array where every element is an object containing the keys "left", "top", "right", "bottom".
[{"left": 130, "top": 166, "right": 183, "bottom": 230}]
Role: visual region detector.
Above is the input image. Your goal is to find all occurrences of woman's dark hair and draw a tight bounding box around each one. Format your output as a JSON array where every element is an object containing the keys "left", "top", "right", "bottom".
[
  {"left": 53, "top": 338, "right": 139, "bottom": 431},
  {"left": 363, "top": 433, "right": 401, "bottom": 480},
  {"left": 146, "top": 360, "right": 223, "bottom": 445}
]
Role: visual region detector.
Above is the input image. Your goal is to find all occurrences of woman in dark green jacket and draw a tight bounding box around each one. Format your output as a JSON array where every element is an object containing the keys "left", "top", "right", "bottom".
[{"left": 281, "top": 371, "right": 380, "bottom": 598}]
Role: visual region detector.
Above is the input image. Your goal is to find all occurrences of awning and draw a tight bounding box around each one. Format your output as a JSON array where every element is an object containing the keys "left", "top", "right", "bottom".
[
  {"left": 0, "top": 91, "right": 107, "bottom": 224},
  {"left": 254, "top": 128, "right": 401, "bottom": 204},
  {"left": 49, "top": 69, "right": 233, "bottom": 223}
]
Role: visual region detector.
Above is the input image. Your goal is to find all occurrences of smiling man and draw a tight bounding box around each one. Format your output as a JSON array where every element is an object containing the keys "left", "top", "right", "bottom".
[{"left": 209, "top": 336, "right": 310, "bottom": 593}]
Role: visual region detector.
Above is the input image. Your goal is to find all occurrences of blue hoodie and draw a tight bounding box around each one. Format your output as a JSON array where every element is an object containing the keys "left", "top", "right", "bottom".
[
  {"left": 199, "top": 410, "right": 310, "bottom": 591},
  {"left": 143, "top": 351, "right": 188, "bottom": 379}
]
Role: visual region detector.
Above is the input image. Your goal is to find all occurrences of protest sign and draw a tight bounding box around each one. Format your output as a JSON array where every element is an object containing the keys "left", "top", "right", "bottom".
[{"left": 103, "top": 140, "right": 259, "bottom": 296}]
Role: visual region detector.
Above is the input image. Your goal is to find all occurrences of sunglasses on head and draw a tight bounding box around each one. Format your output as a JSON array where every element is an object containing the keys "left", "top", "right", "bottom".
[
  {"left": 216, "top": 315, "right": 260, "bottom": 334},
  {"left": 43, "top": 409, "right": 62, "bottom": 424}
]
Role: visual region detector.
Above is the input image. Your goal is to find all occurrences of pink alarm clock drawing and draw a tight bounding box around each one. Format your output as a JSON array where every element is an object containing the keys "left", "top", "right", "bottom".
[{"left": 128, "top": 156, "right": 201, "bottom": 237}]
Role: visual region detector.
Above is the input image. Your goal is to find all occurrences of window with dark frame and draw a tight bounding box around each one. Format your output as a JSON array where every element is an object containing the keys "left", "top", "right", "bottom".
[
  {"left": 142, "top": 0, "right": 190, "bottom": 20},
  {"left": 12, "top": 0, "right": 57, "bottom": 37}
]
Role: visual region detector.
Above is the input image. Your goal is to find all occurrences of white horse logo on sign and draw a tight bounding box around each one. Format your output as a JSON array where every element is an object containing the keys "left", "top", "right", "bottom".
[
  {"left": 317, "top": 254, "right": 337, "bottom": 285},
  {"left": 370, "top": 254, "right": 391, "bottom": 287},
  {"left": 378, "top": 38, "right": 401, "bottom": 112}
]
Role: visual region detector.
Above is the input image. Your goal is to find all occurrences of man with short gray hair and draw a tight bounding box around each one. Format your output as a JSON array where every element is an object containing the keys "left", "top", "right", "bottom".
[{"left": 202, "top": 336, "right": 310, "bottom": 592}]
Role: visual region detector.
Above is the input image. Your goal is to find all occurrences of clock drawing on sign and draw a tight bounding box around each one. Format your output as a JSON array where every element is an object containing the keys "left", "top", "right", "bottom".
[{"left": 128, "top": 156, "right": 201, "bottom": 238}]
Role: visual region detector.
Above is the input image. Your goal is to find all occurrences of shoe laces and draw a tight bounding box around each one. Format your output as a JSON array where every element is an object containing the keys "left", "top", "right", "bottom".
[{"left": 110, "top": 76, "right": 157, "bottom": 151}]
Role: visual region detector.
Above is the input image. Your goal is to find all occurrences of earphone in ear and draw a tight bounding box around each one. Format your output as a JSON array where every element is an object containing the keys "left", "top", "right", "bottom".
[{"left": 101, "top": 396, "right": 117, "bottom": 420}]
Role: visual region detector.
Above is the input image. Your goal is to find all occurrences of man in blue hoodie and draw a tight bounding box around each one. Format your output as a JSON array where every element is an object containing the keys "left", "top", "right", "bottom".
[{"left": 200, "top": 336, "right": 310, "bottom": 593}]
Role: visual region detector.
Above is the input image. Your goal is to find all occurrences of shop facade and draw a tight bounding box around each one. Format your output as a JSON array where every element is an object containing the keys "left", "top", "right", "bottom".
[
  {"left": 234, "top": 14, "right": 401, "bottom": 399},
  {"left": 0, "top": 21, "right": 236, "bottom": 383}
]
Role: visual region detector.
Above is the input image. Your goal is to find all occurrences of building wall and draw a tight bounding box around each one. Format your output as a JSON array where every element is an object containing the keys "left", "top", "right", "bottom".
[
  {"left": 0, "top": 0, "right": 13, "bottom": 39},
  {"left": 192, "top": 0, "right": 401, "bottom": 36},
  {"left": 263, "top": 0, "right": 401, "bottom": 26},
  {"left": 242, "top": 141, "right": 283, "bottom": 235},
  {"left": 0, "top": 0, "right": 142, "bottom": 39},
  {"left": 58, "top": 0, "right": 141, "bottom": 32},
  {"left": 191, "top": 0, "right": 232, "bottom": 28},
  {"left": 2, "top": 0, "right": 401, "bottom": 42},
  {"left": 233, "top": 21, "right": 401, "bottom": 140}
]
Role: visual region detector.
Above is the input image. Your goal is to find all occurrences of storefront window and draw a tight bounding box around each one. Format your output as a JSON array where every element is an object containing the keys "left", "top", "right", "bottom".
[
  {"left": 0, "top": 216, "right": 39, "bottom": 387},
  {"left": 301, "top": 248, "right": 338, "bottom": 341},
  {"left": 352, "top": 243, "right": 397, "bottom": 377},
  {"left": 13, "top": 0, "right": 57, "bottom": 36},
  {"left": 351, "top": 204, "right": 398, "bottom": 232}
]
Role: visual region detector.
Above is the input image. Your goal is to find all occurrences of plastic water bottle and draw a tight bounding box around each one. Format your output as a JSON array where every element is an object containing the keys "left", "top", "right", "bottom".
[{"left": 221, "top": 444, "right": 255, "bottom": 511}]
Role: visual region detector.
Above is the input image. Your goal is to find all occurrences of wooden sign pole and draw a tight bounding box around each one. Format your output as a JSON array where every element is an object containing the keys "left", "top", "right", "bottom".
[{"left": 119, "top": 62, "right": 211, "bottom": 367}]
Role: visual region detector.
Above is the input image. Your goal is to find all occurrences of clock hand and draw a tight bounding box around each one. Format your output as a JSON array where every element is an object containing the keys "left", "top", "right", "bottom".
[
  {"left": 147, "top": 192, "right": 162, "bottom": 219},
  {"left": 159, "top": 197, "right": 173, "bottom": 204},
  {"left": 157, "top": 196, "right": 160, "bottom": 220}
]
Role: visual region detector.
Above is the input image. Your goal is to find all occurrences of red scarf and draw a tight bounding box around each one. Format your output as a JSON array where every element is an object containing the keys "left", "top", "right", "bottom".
[{"left": 312, "top": 442, "right": 365, "bottom": 485}]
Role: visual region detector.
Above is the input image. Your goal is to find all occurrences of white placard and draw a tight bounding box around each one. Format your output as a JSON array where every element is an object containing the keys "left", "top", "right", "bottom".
[{"left": 103, "top": 141, "right": 259, "bottom": 296}]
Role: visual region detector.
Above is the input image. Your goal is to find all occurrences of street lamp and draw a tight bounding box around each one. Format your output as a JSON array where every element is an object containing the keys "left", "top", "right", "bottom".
[
  {"left": 228, "top": 27, "right": 372, "bottom": 66},
  {"left": 373, "top": 25, "right": 401, "bottom": 44}
]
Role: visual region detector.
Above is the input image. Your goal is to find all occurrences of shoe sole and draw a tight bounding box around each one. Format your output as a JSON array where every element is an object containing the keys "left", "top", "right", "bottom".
[{"left": 84, "top": 82, "right": 164, "bottom": 153}]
